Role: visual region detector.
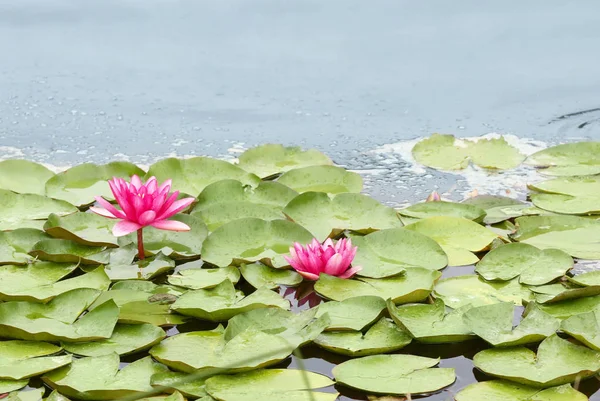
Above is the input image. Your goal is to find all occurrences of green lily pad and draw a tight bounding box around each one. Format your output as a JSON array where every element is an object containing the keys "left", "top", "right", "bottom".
[
  {"left": 412, "top": 134, "right": 470, "bottom": 170},
  {"left": 118, "top": 214, "right": 207, "bottom": 259},
  {"left": 151, "top": 371, "right": 212, "bottom": 400},
  {"left": 3, "top": 386, "right": 46, "bottom": 401},
  {"left": 534, "top": 295, "right": 600, "bottom": 319},
  {"left": 138, "top": 391, "right": 187, "bottom": 401},
  {"left": 529, "top": 278, "right": 600, "bottom": 304},
  {"left": 405, "top": 216, "right": 498, "bottom": 266},
  {"left": 0, "top": 160, "right": 55, "bottom": 195},
  {"left": 524, "top": 142, "right": 600, "bottom": 176},
  {"left": 455, "top": 381, "right": 588, "bottom": 401},
  {"left": 29, "top": 239, "right": 109, "bottom": 265},
  {"left": 0, "top": 341, "right": 71, "bottom": 380},
  {"left": 0, "top": 190, "right": 78, "bottom": 231},
  {"left": 530, "top": 193, "right": 600, "bottom": 215},
  {"left": 468, "top": 136, "right": 525, "bottom": 170},
  {"left": 511, "top": 216, "right": 600, "bottom": 259},
  {"left": 433, "top": 275, "right": 533, "bottom": 309},
  {"left": 283, "top": 192, "right": 402, "bottom": 241},
  {"left": 145, "top": 157, "right": 260, "bottom": 196},
  {"left": 333, "top": 354, "right": 455, "bottom": 395},
  {"left": 561, "top": 306, "right": 600, "bottom": 351},
  {"left": 170, "top": 280, "right": 289, "bottom": 321},
  {"left": 62, "top": 324, "right": 166, "bottom": 356},
  {"left": 0, "top": 288, "right": 118, "bottom": 342},
  {"left": 0, "top": 229, "right": 52, "bottom": 265},
  {"left": 473, "top": 334, "right": 600, "bottom": 387},
  {"left": 314, "top": 318, "right": 412, "bottom": 357},
  {"left": 0, "top": 264, "right": 110, "bottom": 303},
  {"left": 105, "top": 252, "right": 175, "bottom": 281},
  {"left": 0, "top": 379, "right": 28, "bottom": 394},
  {"left": 315, "top": 296, "right": 386, "bottom": 331},
  {"left": 45, "top": 162, "right": 145, "bottom": 207},
  {"left": 44, "top": 212, "right": 117, "bottom": 247},
  {"left": 475, "top": 243, "right": 573, "bottom": 285},
  {"left": 206, "top": 369, "right": 336, "bottom": 401},
  {"left": 315, "top": 268, "right": 441, "bottom": 303},
  {"left": 168, "top": 266, "right": 241, "bottom": 290},
  {"left": 569, "top": 271, "right": 600, "bottom": 286},
  {"left": 201, "top": 218, "right": 314, "bottom": 268},
  {"left": 387, "top": 299, "right": 475, "bottom": 343},
  {"left": 352, "top": 228, "right": 448, "bottom": 278},
  {"left": 462, "top": 194, "right": 525, "bottom": 210},
  {"left": 277, "top": 165, "right": 363, "bottom": 194},
  {"left": 46, "top": 390, "right": 75, "bottom": 401},
  {"left": 463, "top": 302, "right": 560, "bottom": 347},
  {"left": 89, "top": 281, "right": 187, "bottom": 326},
  {"left": 398, "top": 201, "right": 486, "bottom": 222},
  {"left": 240, "top": 263, "right": 302, "bottom": 290},
  {"left": 42, "top": 353, "right": 168, "bottom": 401},
  {"left": 237, "top": 144, "right": 334, "bottom": 178}
]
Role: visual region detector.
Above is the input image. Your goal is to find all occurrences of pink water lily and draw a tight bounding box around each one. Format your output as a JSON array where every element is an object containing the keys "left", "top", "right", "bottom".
[
  {"left": 284, "top": 238, "right": 361, "bottom": 281},
  {"left": 91, "top": 175, "right": 195, "bottom": 259}
]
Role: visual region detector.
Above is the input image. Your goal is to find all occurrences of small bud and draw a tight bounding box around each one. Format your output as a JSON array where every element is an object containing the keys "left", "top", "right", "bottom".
[{"left": 426, "top": 191, "right": 441, "bottom": 202}]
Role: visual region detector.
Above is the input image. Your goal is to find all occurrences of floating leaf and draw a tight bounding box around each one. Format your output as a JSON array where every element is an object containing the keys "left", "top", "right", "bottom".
[
  {"left": 406, "top": 216, "right": 498, "bottom": 266},
  {"left": 237, "top": 144, "right": 333, "bottom": 178},
  {"left": 283, "top": 192, "right": 402, "bottom": 241},
  {"left": 511, "top": 216, "right": 600, "bottom": 259},
  {"left": 315, "top": 296, "right": 386, "bottom": 331},
  {"left": 333, "top": 354, "right": 455, "bottom": 395},
  {"left": 29, "top": 239, "right": 109, "bottom": 265},
  {"left": 534, "top": 295, "right": 600, "bottom": 319},
  {"left": 0, "top": 341, "right": 71, "bottom": 380},
  {"left": 475, "top": 243, "right": 573, "bottom": 285},
  {"left": 2, "top": 386, "right": 46, "bottom": 401},
  {"left": 277, "top": 166, "right": 363, "bottom": 194},
  {"left": 240, "top": 263, "right": 302, "bottom": 290},
  {"left": 62, "top": 324, "right": 166, "bottom": 356},
  {"left": 42, "top": 353, "right": 168, "bottom": 401},
  {"left": 468, "top": 136, "right": 525, "bottom": 170},
  {"left": 529, "top": 281, "right": 600, "bottom": 304},
  {"left": 0, "top": 229, "right": 51, "bottom": 265},
  {"left": 314, "top": 318, "right": 412, "bottom": 357},
  {"left": 45, "top": 162, "right": 145, "bottom": 207},
  {"left": 315, "top": 268, "right": 440, "bottom": 303},
  {"left": 412, "top": 134, "right": 470, "bottom": 170},
  {"left": 463, "top": 302, "right": 560, "bottom": 347},
  {"left": 168, "top": 266, "right": 241, "bottom": 290},
  {"left": 105, "top": 252, "right": 175, "bottom": 281},
  {"left": 0, "top": 160, "right": 54, "bottom": 195},
  {"left": 0, "top": 265, "right": 110, "bottom": 303},
  {"left": 89, "top": 281, "right": 186, "bottom": 327},
  {"left": 171, "top": 280, "right": 289, "bottom": 322},
  {"left": 398, "top": 201, "right": 485, "bottom": 222},
  {"left": 455, "top": 381, "right": 588, "bottom": 401},
  {"left": 387, "top": 299, "right": 474, "bottom": 343},
  {"left": 145, "top": 157, "right": 259, "bottom": 196},
  {"left": 0, "top": 379, "right": 28, "bottom": 394},
  {"left": 524, "top": 142, "right": 600, "bottom": 176},
  {"left": 201, "top": 218, "right": 313, "bottom": 268},
  {"left": 433, "top": 275, "right": 533, "bottom": 309},
  {"left": 150, "top": 372, "right": 212, "bottom": 399},
  {"left": 529, "top": 176, "right": 600, "bottom": 214},
  {"left": 0, "top": 288, "right": 118, "bottom": 342},
  {"left": 119, "top": 214, "right": 207, "bottom": 259},
  {"left": 352, "top": 228, "right": 447, "bottom": 278},
  {"left": 473, "top": 334, "right": 600, "bottom": 387},
  {"left": 44, "top": 212, "right": 117, "bottom": 247},
  {"left": 0, "top": 190, "right": 77, "bottom": 231},
  {"left": 561, "top": 306, "right": 600, "bottom": 351}
]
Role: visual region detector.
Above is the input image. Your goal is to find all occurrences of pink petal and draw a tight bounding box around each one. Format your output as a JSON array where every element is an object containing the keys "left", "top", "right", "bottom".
[
  {"left": 306, "top": 248, "right": 324, "bottom": 274},
  {"left": 323, "top": 238, "right": 334, "bottom": 249},
  {"left": 339, "top": 245, "right": 357, "bottom": 272},
  {"left": 297, "top": 271, "right": 320, "bottom": 281},
  {"left": 94, "top": 196, "right": 125, "bottom": 218},
  {"left": 131, "top": 175, "right": 143, "bottom": 189},
  {"left": 157, "top": 197, "right": 195, "bottom": 220},
  {"left": 146, "top": 177, "right": 158, "bottom": 193},
  {"left": 90, "top": 206, "right": 118, "bottom": 219},
  {"left": 158, "top": 192, "right": 179, "bottom": 216},
  {"left": 284, "top": 255, "right": 306, "bottom": 273},
  {"left": 158, "top": 178, "right": 172, "bottom": 193},
  {"left": 139, "top": 210, "right": 157, "bottom": 225},
  {"left": 321, "top": 246, "right": 336, "bottom": 266},
  {"left": 338, "top": 265, "right": 362, "bottom": 279},
  {"left": 113, "top": 220, "right": 142, "bottom": 237},
  {"left": 150, "top": 219, "right": 191, "bottom": 231},
  {"left": 324, "top": 253, "right": 345, "bottom": 276}
]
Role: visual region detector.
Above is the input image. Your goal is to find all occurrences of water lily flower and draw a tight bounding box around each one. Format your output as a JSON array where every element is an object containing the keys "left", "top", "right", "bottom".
[
  {"left": 426, "top": 191, "right": 441, "bottom": 202},
  {"left": 91, "top": 175, "right": 195, "bottom": 259},
  {"left": 284, "top": 238, "right": 361, "bottom": 280}
]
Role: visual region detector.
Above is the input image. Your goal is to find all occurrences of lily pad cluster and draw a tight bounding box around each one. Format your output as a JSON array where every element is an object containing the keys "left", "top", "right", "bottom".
[{"left": 0, "top": 141, "right": 599, "bottom": 400}]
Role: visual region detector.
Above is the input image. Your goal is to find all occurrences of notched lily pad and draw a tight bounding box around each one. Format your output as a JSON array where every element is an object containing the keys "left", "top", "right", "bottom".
[
  {"left": 0, "top": 341, "right": 71, "bottom": 380},
  {"left": 237, "top": 144, "right": 333, "bottom": 178},
  {"left": 456, "top": 381, "right": 588, "bottom": 401},
  {"left": 283, "top": 192, "right": 402, "bottom": 241},
  {"left": 201, "top": 218, "right": 314, "bottom": 268},
  {"left": 463, "top": 302, "right": 560, "bottom": 347},
  {"left": 0, "top": 190, "right": 78, "bottom": 231},
  {"left": 150, "top": 371, "right": 211, "bottom": 399},
  {"left": 240, "top": 263, "right": 302, "bottom": 290},
  {"left": 168, "top": 266, "right": 241, "bottom": 290},
  {"left": 315, "top": 268, "right": 441, "bottom": 304},
  {"left": 29, "top": 239, "right": 109, "bottom": 265},
  {"left": 473, "top": 334, "right": 600, "bottom": 387},
  {"left": 277, "top": 165, "right": 363, "bottom": 194},
  {"left": 0, "top": 160, "right": 55, "bottom": 195},
  {"left": 42, "top": 353, "right": 168, "bottom": 400},
  {"left": 105, "top": 251, "right": 176, "bottom": 281},
  {"left": 171, "top": 280, "right": 289, "bottom": 321},
  {"left": 533, "top": 295, "right": 600, "bottom": 320},
  {"left": 333, "top": 354, "right": 455, "bottom": 395},
  {"left": 315, "top": 296, "right": 386, "bottom": 331},
  {"left": 399, "top": 201, "right": 486, "bottom": 222},
  {"left": 561, "top": 306, "right": 600, "bottom": 351},
  {"left": 44, "top": 212, "right": 118, "bottom": 247},
  {"left": 524, "top": 141, "right": 600, "bottom": 176},
  {"left": 387, "top": 299, "right": 474, "bottom": 343},
  {"left": 352, "top": 228, "right": 447, "bottom": 278}
]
